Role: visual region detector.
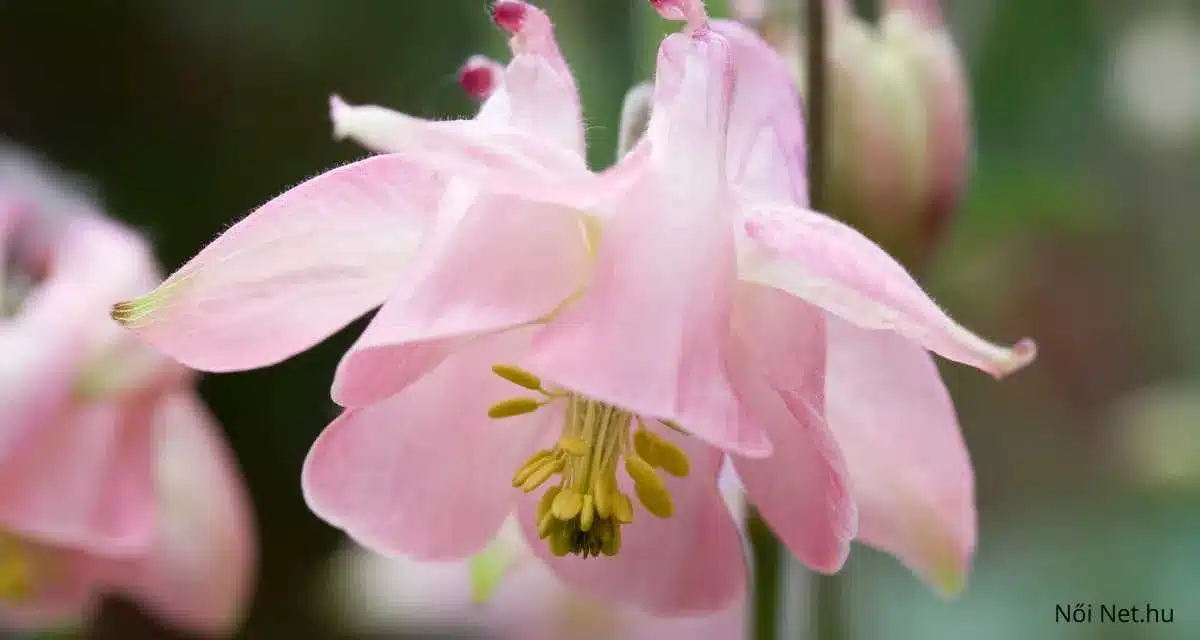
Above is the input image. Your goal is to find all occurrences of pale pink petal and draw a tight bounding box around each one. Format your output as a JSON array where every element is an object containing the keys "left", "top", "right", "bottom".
[
  {"left": 738, "top": 202, "right": 1037, "bottom": 377},
  {"left": 111, "top": 156, "right": 442, "bottom": 372},
  {"left": 713, "top": 19, "right": 809, "bottom": 206},
  {"left": 491, "top": 0, "right": 585, "bottom": 155},
  {"left": 529, "top": 32, "right": 770, "bottom": 456},
  {"left": 113, "top": 391, "right": 255, "bottom": 635},
  {"left": 326, "top": 100, "right": 613, "bottom": 212},
  {"left": 306, "top": 329, "right": 554, "bottom": 560},
  {"left": 825, "top": 316, "right": 975, "bottom": 595},
  {"left": 730, "top": 284, "right": 856, "bottom": 572},
  {"left": 331, "top": 191, "right": 588, "bottom": 407},
  {"left": 0, "top": 542, "right": 104, "bottom": 630},
  {"left": 0, "top": 394, "right": 157, "bottom": 556},
  {"left": 518, "top": 433, "right": 746, "bottom": 615}
]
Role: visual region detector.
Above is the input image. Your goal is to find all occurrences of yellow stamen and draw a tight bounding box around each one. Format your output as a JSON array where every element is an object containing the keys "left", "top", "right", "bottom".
[
  {"left": 490, "top": 369, "right": 696, "bottom": 558},
  {"left": 487, "top": 397, "right": 543, "bottom": 419},
  {"left": 642, "top": 430, "right": 690, "bottom": 477},
  {"left": 552, "top": 489, "right": 584, "bottom": 520},
  {"left": 593, "top": 476, "right": 614, "bottom": 519},
  {"left": 613, "top": 492, "right": 634, "bottom": 524},
  {"left": 537, "top": 486, "right": 561, "bottom": 521},
  {"left": 520, "top": 456, "right": 564, "bottom": 493},
  {"left": 624, "top": 456, "right": 665, "bottom": 493},
  {"left": 512, "top": 449, "right": 555, "bottom": 487},
  {"left": 491, "top": 364, "right": 544, "bottom": 392},
  {"left": 635, "top": 482, "right": 674, "bottom": 518}
]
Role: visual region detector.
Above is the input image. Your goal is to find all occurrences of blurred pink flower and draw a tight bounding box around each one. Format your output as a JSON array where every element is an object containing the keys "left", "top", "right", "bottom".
[
  {"left": 0, "top": 150, "right": 254, "bottom": 635},
  {"left": 113, "top": 0, "right": 1032, "bottom": 614}
]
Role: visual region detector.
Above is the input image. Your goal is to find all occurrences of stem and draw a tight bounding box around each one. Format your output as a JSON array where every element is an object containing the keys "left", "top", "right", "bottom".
[
  {"left": 805, "top": 1, "right": 847, "bottom": 639},
  {"left": 806, "top": 0, "right": 828, "bottom": 210},
  {"left": 749, "top": 508, "right": 781, "bottom": 640}
]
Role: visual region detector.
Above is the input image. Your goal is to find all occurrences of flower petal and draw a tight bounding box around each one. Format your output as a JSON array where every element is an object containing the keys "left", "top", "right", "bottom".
[
  {"left": 331, "top": 191, "right": 588, "bottom": 407},
  {"left": 305, "top": 329, "right": 553, "bottom": 560},
  {"left": 111, "top": 155, "right": 442, "bottom": 372},
  {"left": 528, "top": 32, "right": 770, "bottom": 456},
  {"left": 730, "top": 284, "right": 856, "bottom": 572},
  {"left": 712, "top": 19, "right": 809, "bottom": 206},
  {"left": 825, "top": 316, "right": 975, "bottom": 595},
  {"left": 0, "top": 393, "right": 157, "bottom": 556},
  {"left": 493, "top": 0, "right": 585, "bottom": 156},
  {"left": 114, "top": 391, "right": 256, "bottom": 635},
  {"left": 518, "top": 433, "right": 746, "bottom": 615},
  {"left": 738, "top": 202, "right": 1036, "bottom": 377}
]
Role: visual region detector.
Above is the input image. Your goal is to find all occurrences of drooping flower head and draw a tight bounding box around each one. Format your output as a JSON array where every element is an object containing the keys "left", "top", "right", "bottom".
[
  {"left": 113, "top": 0, "right": 1032, "bottom": 614},
  {"left": 0, "top": 148, "right": 255, "bottom": 634}
]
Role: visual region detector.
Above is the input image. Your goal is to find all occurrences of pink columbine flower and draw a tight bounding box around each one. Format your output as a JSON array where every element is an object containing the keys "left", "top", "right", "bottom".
[
  {"left": 0, "top": 150, "right": 254, "bottom": 634},
  {"left": 112, "top": 0, "right": 1033, "bottom": 614}
]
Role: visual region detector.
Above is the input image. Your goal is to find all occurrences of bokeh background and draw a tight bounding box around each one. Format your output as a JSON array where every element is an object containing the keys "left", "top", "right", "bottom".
[{"left": 2, "top": 0, "right": 1198, "bottom": 638}]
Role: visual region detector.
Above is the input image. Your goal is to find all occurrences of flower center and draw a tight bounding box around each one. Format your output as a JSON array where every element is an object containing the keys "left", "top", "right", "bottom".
[
  {"left": 487, "top": 364, "right": 692, "bottom": 558},
  {"left": 0, "top": 534, "right": 35, "bottom": 602}
]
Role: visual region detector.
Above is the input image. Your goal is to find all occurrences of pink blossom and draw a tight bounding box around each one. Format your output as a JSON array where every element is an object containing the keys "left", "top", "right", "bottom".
[
  {"left": 0, "top": 150, "right": 254, "bottom": 634},
  {"left": 112, "top": 0, "right": 1032, "bottom": 614}
]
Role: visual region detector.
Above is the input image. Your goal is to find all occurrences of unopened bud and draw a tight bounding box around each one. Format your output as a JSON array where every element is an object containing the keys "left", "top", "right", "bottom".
[
  {"left": 821, "top": 5, "right": 972, "bottom": 270},
  {"left": 458, "top": 55, "right": 503, "bottom": 102}
]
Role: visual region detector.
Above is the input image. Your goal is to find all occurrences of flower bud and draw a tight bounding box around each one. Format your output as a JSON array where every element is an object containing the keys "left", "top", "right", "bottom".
[{"left": 827, "top": 4, "right": 971, "bottom": 269}]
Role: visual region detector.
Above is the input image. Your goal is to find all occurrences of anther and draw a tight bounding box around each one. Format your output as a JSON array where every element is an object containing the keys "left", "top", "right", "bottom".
[
  {"left": 624, "top": 456, "right": 665, "bottom": 494},
  {"left": 641, "top": 430, "right": 690, "bottom": 477},
  {"left": 593, "top": 477, "right": 614, "bottom": 518},
  {"left": 537, "top": 486, "right": 560, "bottom": 520},
  {"left": 551, "top": 489, "right": 583, "bottom": 520},
  {"left": 511, "top": 449, "right": 553, "bottom": 487},
  {"left": 635, "top": 483, "right": 674, "bottom": 518},
  {"left": 520, "top": 456, "right": 564, "bottom": 493},
  {"left": 487, "top": 397, "right": 543, "bottom": 419},
  {"left": 613, "top": 492, "right": 634, "bottom": 524},
  {"left": 491, "top": 364, "right": 544, "bottom": 392}
]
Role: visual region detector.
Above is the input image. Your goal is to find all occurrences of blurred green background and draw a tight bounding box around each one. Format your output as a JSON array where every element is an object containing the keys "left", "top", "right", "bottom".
[{"left": 2, "top": 0, "right": 1199, "bottom": 638}]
